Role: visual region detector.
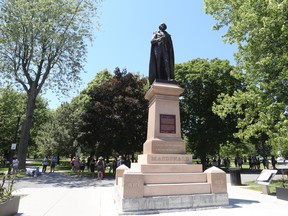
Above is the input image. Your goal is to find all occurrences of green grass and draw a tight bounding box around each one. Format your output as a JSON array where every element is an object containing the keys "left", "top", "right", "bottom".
[
  {"left": 1, "top": 159, "right": 114, "bottom": 179},
  {"left": 245, "top": 179, "right": 286, "bottom": 195}
]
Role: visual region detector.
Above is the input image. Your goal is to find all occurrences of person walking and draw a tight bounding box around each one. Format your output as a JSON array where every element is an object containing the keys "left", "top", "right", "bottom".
[
  {"left": 12, "top": 156, "right": 19, "bottom": 174},
  {"left": 271, "top": 155, "right": 277, "bottom": 169},
  {"left": 112, "top": 158, "right": 117, "bottom": 178},
  {"left": 42, "top": 156, "right": 48, "bottom": 173},
  {"left": 97, "top": 156, "right": 105, "bottom": 180},
  {"left": 80, "top": 157, "right": 86, "bottom": 175},
  {"left": 90, "top": 156, "right": 96, "bottom": 178},
  {"left": 50, "top": 156, "right": 57, "bottom": 173}
]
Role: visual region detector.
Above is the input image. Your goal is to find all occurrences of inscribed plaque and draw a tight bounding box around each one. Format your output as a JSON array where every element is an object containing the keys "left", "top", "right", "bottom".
[{"left": 160, "top": 114, "right": 176, "bottom": 134}]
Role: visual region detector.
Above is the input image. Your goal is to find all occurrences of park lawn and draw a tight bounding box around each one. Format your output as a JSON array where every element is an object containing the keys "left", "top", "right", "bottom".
[
  {"left": 245, "top": 179, "right": 285, "bottom": 195},
  {"left": 1, "top": 158, "right": 113, "bottom": 179}
]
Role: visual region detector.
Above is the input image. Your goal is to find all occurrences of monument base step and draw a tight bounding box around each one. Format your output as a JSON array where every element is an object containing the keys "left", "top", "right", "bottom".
[
  {"left": 143, "top": 172, "right": 207, "bottom": 184},
  {"left": 131, "top": 163, "right": 203, "bottom": 173},
  {"left": 144, "top": 182, "right": 211, "bottom": 196},
  {"left": 115, "top": 187, "right": 229, "bottom": 214}
]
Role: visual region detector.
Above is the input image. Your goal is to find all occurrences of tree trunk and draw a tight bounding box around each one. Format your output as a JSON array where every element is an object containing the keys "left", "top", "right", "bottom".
[
  {"left": 200, "top": 153, "right": 207, "bottom": 171},
  {"left": 17, "top": 87, "right": 37, "bottom": 169}
]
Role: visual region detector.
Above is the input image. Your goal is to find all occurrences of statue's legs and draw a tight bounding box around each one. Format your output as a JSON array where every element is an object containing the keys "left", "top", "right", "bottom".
[
  {"left": 154, "top": 46, "right": 163, "bottom": 79},
  {"left": 163, "top": 51, "right": 171, "bottom": 80}
]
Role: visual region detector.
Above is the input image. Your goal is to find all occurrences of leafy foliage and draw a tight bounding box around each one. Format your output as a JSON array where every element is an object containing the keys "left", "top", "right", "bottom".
[
  {"left": 204, "top": 0, "right": 288, "bottom": 157},
  {"left": 80, "top": 68, "right": 148, "bottom": 158},
  {"left": 0, "top": 0, "right": 102, "bottom": 168},
  {"left": 0, "top": 87, "right": 49, "bottom": 157},
  {"left": 175, "top": 58, "right": 241, "bottom": 164},
  {"left": 0, "top": 87, "right": 25, "bottom": 153}
]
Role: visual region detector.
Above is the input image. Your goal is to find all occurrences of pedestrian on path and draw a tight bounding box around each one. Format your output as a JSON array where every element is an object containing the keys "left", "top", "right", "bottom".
[
  {"left": 90, "top": 156, "right": 96, "bottom": 178},
  {"left": 80, "top": 157, "right": 86, "bottom": 175},
  {"left": 12, "top": 156, "right": 19, "bottom": 174},
  {"left": 50, "top": 156, "right": 57, "bottom": 173},
  {"left": 42, "top": 156, "right": 48, "bottom": 173},
  {"left": 97, "top": 156, "right": 105, "bottom": 180}
]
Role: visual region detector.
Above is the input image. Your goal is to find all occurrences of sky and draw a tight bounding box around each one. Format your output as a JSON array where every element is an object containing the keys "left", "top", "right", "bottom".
[{"left": 46, "top": 0, "right": 237, "bottom": 109}]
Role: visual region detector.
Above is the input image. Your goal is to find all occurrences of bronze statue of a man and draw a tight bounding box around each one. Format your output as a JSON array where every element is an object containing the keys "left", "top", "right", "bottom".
[{"left": 149, "top": 23, "right": 175, "bottom": 85}]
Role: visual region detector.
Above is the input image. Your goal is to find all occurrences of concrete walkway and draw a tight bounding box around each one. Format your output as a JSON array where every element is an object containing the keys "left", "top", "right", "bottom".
[{"left": 13, "top": 172, "right": 287, "bottom": 216}]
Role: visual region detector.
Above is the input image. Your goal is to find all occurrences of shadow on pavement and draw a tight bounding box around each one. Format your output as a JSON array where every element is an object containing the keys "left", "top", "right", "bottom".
[
  {"left": 229, "top": 198, "right": 260, "bottom": 208},
  {"left": 14, "top": 172, "right": 115, "bottom": 189}
]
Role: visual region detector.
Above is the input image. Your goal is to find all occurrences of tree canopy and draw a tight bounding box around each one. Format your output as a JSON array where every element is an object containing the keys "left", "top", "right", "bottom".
[
  {"left": 204, "top": 0, "right": 288, "bottom": 157},
  {"left": 0, "top": 87, "right": 49, "bottom": 159},
  {"left": 175, "top": 58, "right": 241, "bottom": 165},
  {"left": 0, "top": 0, "right": 102, "bottom": 168},
  {"left": 80, "top": 68, "right": 148, "bottom": 159}
]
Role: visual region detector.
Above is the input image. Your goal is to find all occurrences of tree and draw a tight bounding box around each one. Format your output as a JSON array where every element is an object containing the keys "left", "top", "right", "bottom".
[
  {"left": 36, "top": 108, "right": 73, "bottom": 159},
  {"left": 81, "top": 68, "right": 148, "bottom": 159},
  {"left": 204, "top": 0, "right": 288, "bottom": 157},
  {"left": 0, "top": 87, "right": 49, "bottom": 161},
  {"left": 0, "top": 87, "right": 25, "bottom": 158},
  {"left": 175, "top": 58, "right": 241, "bottom": 167},
  {"left": 0, "top": 0, "right": 102, "bottom": 168}
]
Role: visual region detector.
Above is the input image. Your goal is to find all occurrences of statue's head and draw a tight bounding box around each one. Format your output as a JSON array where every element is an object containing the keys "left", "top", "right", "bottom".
[{"left": 159, "top": 23, "right": 167, "bottom": 31}]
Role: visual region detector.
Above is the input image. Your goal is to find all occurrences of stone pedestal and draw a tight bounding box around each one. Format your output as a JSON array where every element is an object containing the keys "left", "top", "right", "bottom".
[
  {"left": 115, "top": 82, "right": 228, "bottom": 214},
  {"left": 143, "top": 82, "right": 185, "bottom": 154}
]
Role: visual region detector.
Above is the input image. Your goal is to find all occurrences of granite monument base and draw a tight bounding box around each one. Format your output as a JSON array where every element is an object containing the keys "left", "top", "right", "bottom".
[
  {"left": 115, "top": 189, "right": 229, "bottom": 214},
  {"left": 115, "top": 82, "right": 228, "bottom": 213}
]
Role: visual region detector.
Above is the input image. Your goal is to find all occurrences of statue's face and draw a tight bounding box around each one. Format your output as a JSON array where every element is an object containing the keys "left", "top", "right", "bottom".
[{"left": 159, "top": 23, "right": 167, "bottom": 31}]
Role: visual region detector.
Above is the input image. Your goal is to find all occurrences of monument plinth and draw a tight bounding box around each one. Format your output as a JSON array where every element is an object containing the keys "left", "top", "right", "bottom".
[
  {"left": 115, "top": 82, "right": 228, "bottom": 214},
  {"left": 143, "top": 82, "right": 185, "bottom": 155}
]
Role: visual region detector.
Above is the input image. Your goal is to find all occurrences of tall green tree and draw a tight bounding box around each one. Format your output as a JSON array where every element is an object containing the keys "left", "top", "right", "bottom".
[
  {"left": 0, "top": 0, "right": 102, "bottom": 168},
  {"left": 175, "top": 58, "right": 241, "bottom": 166},
  {"left": 36, "top": 70, "right": 112, "bottom": 159},
  {"left": 0, "top": 87, "right": 25, "bottom": 157},
  {"left": 204, "top": 0, "right": 288, "bottom": 157},
  {"left": 36, "top": 108, "right": 73, "bottom": 158},
  {"left": 81, "top": 68, "right": 148, "bottom": 159},
  {"left": 0, "top": 87, "right": 49, "bottom": 159}
]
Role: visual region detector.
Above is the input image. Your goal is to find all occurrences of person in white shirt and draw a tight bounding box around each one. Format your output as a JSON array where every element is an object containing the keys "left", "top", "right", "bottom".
[{"left": 12, "top": 156, "right": 19, "bottom": 174}]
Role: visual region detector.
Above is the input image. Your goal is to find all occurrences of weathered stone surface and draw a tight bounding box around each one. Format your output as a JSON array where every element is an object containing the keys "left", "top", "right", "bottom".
[
  {"left": 143, "top": 138, "right": 186, "bottom": 154},
  {"left": 138, "top": 153, "right": 192, "bottom": 164},
  {"left": 204, "top": 166, "right": 227, "bottom": 193},
  {"left": 115, "top": 164, "right": 129, "bottom": 186},
  {"left": 144, "top": 182, "right": 211, "bottom": 196},
  {"left": 122, "top": 172, "right": 144, "bottom": 198},
  {"left": 145, "top": 83, "right": 183, "bottom": 142},
  {"left": 131, "top": 164, "right": 203, "bottom": 173},
  {"left": 143, "top": 172, "right": 207, "bottom": 184},
  {"left": 119, "top": 193, "right": 229, "bottom": 213},
  {"left": 115, "top": 82, "right": 229, "bottom": 214}
]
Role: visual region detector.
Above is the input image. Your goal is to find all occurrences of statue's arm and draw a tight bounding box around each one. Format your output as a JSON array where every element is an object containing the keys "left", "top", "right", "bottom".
[{"left": 151, "top": 32, "right": 164, "bottom": 44}]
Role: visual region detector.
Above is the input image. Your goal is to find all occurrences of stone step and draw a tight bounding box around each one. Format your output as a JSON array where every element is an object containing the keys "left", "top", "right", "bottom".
[
  {"left": 131, "top": 163, "right": 203, "bottom": 173},
  {"left": 143, "top": 173, "right": 207, "bottom": 184},
  {"left": 144, "top": 182, "right": 211, "bottom": 197}
]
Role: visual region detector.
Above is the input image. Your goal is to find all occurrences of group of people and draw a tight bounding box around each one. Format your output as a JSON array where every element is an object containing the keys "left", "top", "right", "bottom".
[
  {"left": 71, "top": 156, "right": 105, "bottom": 179},
  {"left": 204, "top": 155, "right": 279, "bottom": 170},
  {"left": 42, "top": 156, "right": 57, "bottom": 173},
  {"left": 69, "top": 155, "right": 132, "bottom": 179}
]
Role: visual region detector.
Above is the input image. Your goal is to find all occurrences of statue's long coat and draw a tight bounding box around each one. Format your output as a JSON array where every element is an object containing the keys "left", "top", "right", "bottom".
[{"left": 149, "top": 31, "right": 174, "bottom": 85}]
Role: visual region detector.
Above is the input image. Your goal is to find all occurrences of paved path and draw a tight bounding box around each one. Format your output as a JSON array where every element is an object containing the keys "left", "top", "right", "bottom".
[
  {"left": 14, "top": 172, "right": 114, "bottom": 189},
  {"left": 12, "top": 171, "right": 287, "bottom": 216}
]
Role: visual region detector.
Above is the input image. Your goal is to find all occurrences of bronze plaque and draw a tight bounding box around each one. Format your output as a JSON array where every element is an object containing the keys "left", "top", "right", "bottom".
[{"left": 160, "top": 114, "right": 176, "bottom": 134}]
